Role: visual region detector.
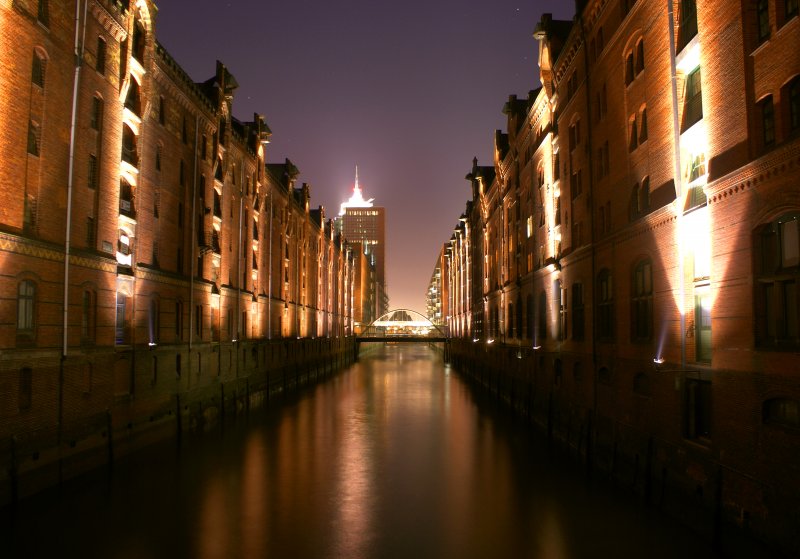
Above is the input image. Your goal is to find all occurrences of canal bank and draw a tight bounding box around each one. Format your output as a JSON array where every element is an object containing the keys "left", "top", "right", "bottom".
[
  {"left": 448, "top": 339, "right": 795, "bottom": 558},
  {"left": 0, "top": 337, "right": 355, "bottom": 506}
]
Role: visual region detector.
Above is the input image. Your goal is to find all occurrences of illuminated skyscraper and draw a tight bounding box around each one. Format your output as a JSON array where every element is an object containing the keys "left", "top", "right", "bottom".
[{"left": 339, "top": 168, "right": 388, "bottom": 320}]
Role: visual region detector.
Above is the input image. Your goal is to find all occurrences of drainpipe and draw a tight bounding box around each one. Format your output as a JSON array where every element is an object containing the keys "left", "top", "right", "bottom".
[
  {"left": 667, "top": 0, "right": 687, "bottom": 368},
  {"left": 268, "top": 188, "right": 273, "bottom": 339},
  {"left": 60, "top": 0, "right": 88, "bottom": 455},
  {"left": 189, "top": 115, "right": 199, "bottom": 367}
]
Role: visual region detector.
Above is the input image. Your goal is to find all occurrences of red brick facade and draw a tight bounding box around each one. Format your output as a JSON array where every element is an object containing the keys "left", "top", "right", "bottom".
[
  {"left": 0, "top": 0, "right": 356, "bottom": 500},
  {"left": 441, "top": 0, "right": 800, "bottom": 553}
]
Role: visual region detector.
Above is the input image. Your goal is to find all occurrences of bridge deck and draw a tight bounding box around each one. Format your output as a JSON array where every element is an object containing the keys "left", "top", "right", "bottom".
[{"left": 356, "top": 336, "right": 448, "bottom": 343}]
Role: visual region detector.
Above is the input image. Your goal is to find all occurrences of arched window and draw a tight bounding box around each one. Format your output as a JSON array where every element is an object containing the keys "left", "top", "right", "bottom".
[
  {"left": 632, "top": 259, "right": 653, "bottom": 341},
  {"left": 635, "top": 39, "right": 645, "bottom": 74},
  {"left": 625, "top": 52, "right": 635, "bottom": 85},
  {"left": 17, "top": 280, "right": 36, "bottom": 338},
  {"left": 124, "top": 80, "right": 141, "bottom": 116},
  {"left": 121, "top": 124, "right": 137, "bottom": 165},
  {"left": 31, "top": 50, "right": 46, "bottom": 88},
  {"left": 132, "top": 19, "right": 146, "bottom": 62},
  {"left": 785, "top": 75, "right": 800, "bottom": 134},
  {"left": 119, "top": 178, "right": 134, "bottom": 216}
]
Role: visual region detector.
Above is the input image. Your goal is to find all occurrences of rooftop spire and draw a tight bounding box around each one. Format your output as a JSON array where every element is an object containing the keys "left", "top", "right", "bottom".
[{"left": 339, "top": 163, "right": 374, "bottom": 215}]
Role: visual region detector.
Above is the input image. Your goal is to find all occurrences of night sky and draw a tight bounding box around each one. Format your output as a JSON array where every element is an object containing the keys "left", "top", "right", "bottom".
[{"left": 156, "top": 1, "right": 575, "bottom": 312}]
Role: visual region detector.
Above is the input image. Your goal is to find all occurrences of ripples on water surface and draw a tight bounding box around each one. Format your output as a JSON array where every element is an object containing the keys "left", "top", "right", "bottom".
[{"left": 4, "top": 344, "right": 726, "bottom": 558}]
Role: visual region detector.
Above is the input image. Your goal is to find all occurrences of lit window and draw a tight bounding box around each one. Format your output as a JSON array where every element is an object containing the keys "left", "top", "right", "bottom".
[
  {"left": 682, "top": 67, "right": 703, "bottom": 131},
  {"left": 17, "top": 280, "right": 36, "bottom": 336}
]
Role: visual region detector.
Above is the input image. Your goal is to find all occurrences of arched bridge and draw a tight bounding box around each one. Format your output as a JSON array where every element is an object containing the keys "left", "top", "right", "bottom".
[{"left": 355, "top": 309, "right": 450, "bottom": 359}]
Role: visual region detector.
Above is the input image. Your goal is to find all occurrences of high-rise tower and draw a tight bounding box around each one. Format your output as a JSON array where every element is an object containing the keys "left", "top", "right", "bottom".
[{"left": 339, "top": 167, "right": 387, "bottom": 322}]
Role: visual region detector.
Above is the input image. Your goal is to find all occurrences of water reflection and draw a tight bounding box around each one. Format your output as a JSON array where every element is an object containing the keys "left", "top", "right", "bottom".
[{"left": 4, "top": 344, "right": 724, "bottom": 559}]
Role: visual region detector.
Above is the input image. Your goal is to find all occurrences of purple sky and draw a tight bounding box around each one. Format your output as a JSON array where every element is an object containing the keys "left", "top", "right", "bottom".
[{"left": 156, "top": 1, "right": 575, "bottom": 313}]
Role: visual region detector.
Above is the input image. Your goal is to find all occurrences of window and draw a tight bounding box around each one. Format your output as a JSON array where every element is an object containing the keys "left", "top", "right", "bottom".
[
  {"left": 755, "top": 213, "right": 800, "bottom": 348},
  {"left": 788, "top": 0, "right": 799, "bottom": 19},
  {"left": 635, "top": 39, "right": 645, "bottom": 74},
  {"left": 149, "top": 298, "right": 160, "bottom": 344},
  {"left": 695, "top": 287, "right": 712, "bottom": 362},
  {"left": 90, "top": 96, "right": 103, "bottom": 130},
  {"left": 124, "top": 80, "right": 141, "bottom": 116},
  {"left": 568, "top": 120, "right": 581, "bottom": 151},
  {"left": 757, "top": 0, "right": 770, "bottom": 43},
  {"left": 685, "top": 378, "right": 711, "bottom": 440},
  {"left": 27, "top": 120, "right": 40, "bottom": 156},
  {"left": 682, "top": 67, "right": 703, "bottom": 131},
  {"left": 639, "top": 107, "right": 648, "bottom": 142},
  {"left": 597, "top": 269, "right": 614, "bottom": 339},
  {"left": 96, "top": 37, "right": 106, "bottom": 74},
  {"left": 625, "top": 52, "right": 634, "bottom": 85},
  {"left": 639, "top": 176, "right": 650, "bottom": 214},
  {"left": 31, "top": 51, "right": 45, "bottom": 87},
  {"left": 790, "top": 76, "right": 800, "bottom": 133},
  {"left": 629, "top": 115, "right": 638, "bottom": 151},
  {"left": 632, "top": 260, "right": 653, "bottom": 341},
  {"left": 119, "top": 178, "right": 134, "bottom": 216},
  {"left": 115, "top": 293, "right": 128, "bottom": 345},
  {"left": 88, "top": 154, "right": 98, "bottom": 189},
  {"left": 201, "top": 134, "right": 207, "bottom": 160},
  {"left": 572, "top": 282, "right": 584, "bottom": 340},
  {"left": 155, "top": 145, "right": 162, "bottom": 171},
  {"left": 175, "top": 301, "right": 184, "bottom": 340},
  {"left": 37, "top": 0, "right": 48, "bottom": 25},
  {"left": 17, "top": 280, "right": 36, "bottom": 338},
  {"left": 557, "top": 281, "right": 567, "bottom": 340},
  {"left": 19, "top": 368, "right": 33, "bottom": 410},
  {"left": 132, "top": 20, "right": 145, "bottom": 63},
  {"left": 678, "top": 0, "right": 698, "bottom": 50},
  {"left": 763, "top": 398, "right": 800, "bottom": 428},
  {"left": 121, "top": 124, "right": 137, "bottom": 165},
  {"left": 761, "top": 96, "right": 775, "bottom": 148},
  {"left": 86, "top": 216, "right": 95, "bottom": 248}
]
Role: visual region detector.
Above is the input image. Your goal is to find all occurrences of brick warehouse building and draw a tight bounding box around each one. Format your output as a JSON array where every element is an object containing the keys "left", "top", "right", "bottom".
[
  {"left": 0, "top": 0, "right": 356, "bottom": 500},
  {"left": 439, "top": 0, "right": 800, "bottom": 553}
]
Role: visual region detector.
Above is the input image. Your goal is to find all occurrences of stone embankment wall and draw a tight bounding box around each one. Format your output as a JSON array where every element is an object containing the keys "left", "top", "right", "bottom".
[
  {"left": 449, "top": 339, "right": 797, "bottom": 558},
  {"left": 0, "top": 337, "right": 355, "bottom": 505}
]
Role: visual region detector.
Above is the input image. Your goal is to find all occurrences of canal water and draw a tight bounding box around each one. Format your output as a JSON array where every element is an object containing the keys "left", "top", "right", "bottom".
[{"left": 4, "top": 344, "right": 729, "bottom": 558}]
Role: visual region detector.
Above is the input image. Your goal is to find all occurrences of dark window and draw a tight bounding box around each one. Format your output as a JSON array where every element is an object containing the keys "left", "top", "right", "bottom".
[
  {"left": 761, "top": 96, "right": 775, "bottom": 147},
  {"left": 572, "top": 282, "right": 584, "bottom": 340},
  {"left": 86, "top": 216, "right": 95, "bottom": 248},
  {"left": 788, "top": 0, "right": 799, "bottom": 19},
  {"left": 37, "top": 0, "right": 48, "bottom": 25},
  {"left": 201, "top": 134, "right": 207, "bottom": 160},
  {"left": 639, "top": 176, "right": 650, "bottom": 214},
  {"left": 180, "top": 160, "right": 185, "bottom": 186},
  {"left": 124, "top": 80, "right": 141, "bottom": 116},
  {"left": 597, "top": 270, "right": 614, "bottom": 339},
  {"left": 695, "top": 289, "right": 712, "bottom": 362},
  {"left": 132, "top": 20, "right": 145, "bottom": 62},
  {"left": 790, "top": 76, "right": 800, "bottom": 132},
  {"left": 175, "top": 301, "right": 183, "bottom": 340},
  {"left": 90, "top": 97, "right": 103, "bottom": 130},
  {"left": 682, "top": 67, "right": 703, "bottom": 132},
  {"left": 119, "top": 178, "right": 134, "bottom": 216},
  {"left": 763, "top": 398, "right": 800, "bottom": 428},
  {"left": 758, "top": 0, "right": 770, "bottom": 42},
  {"left": 182, "top": 116, "right": 188, "bottom": 144},
  {"left": 27, "top": 120, "right": 40, "bottom": 156},
  {"left": 31, "top": 52, "right": 45, "bottom": 87},
  {"left": 755, "top": 213, "right": 800, "bottom": 348},
  {"left": 678, "top": 0, "right": 698, "bottom": 50},
  {"left": 632, "top": 260, "right": 653, "bottom": 341},
  {"left": 629, "top": 116, "right": 638, "bottom": 151},
  {"left": 685, "top": 378, "right": 712, "bottom": 440},
  {"left": 633, "top": 372, "right": 652, "bottom": 396},
  {"left": 17, "top": 280, "right": 36, "bottom": 336},
  {"left": 155, "top": 145, "right": 162, "bottom": 171},
  {"left": 625, "top": 52, "right": 634, "bottom": 85},
  {"left": 115, "top": 293, "right": 128, "bottom": 344},
  {"left": 149, "top": 299, "right": 160, "bottom": 343},
  {"left": 96, "top": 37, "right": 106, "bottom": 74},
  {"left": 639, "top": 107, "right": 648, "bottom": 142},
  {"left": 635, "top": 39, "right": 645, "bottom": 74}
]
